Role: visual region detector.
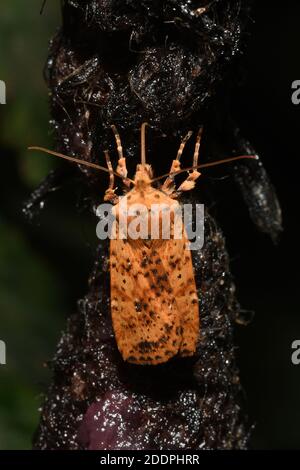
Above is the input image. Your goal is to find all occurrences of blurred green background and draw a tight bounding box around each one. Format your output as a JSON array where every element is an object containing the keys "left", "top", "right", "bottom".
[
  {"left": 0, "top": 1, "right": 96, "bottom": 449},
  {"left": 0, "top": 0, "right": 62, "bottom": 449},
  {"left": 0, "top": 0, "right": 300, "bottom": 451}
]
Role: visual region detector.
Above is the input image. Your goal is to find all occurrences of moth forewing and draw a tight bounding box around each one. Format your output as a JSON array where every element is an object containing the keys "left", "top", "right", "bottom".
[{"left": 109, "top": 181, "right": 200, "bottom": 365}]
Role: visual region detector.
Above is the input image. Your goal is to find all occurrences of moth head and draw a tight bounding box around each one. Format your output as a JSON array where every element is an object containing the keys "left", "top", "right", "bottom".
[{"left": 134, "top": 164, "right": 153, "bottom": 188}]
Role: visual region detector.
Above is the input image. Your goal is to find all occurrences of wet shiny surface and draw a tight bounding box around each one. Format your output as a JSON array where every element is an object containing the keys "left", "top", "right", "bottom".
[
  {"left": 32, "top": 0, "right": 256, "bottom": 450},
  {"left": 34, "top": 212, "right": 247, "bottom": 450}
]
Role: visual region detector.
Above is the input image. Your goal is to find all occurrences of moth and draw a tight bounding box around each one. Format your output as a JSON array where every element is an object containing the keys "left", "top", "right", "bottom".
[{"left": 29, "top": 124, "right": 256, "bottom": 365}]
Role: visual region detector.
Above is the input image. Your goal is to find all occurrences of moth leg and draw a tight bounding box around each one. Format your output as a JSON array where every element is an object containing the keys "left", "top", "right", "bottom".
[
  {"left": 104, "top": 150, "right": 119, "bottom": 204},
  {"left": 161, "top": 130, "right": 193, "bottom": 194},
  {"left": 111, "top": 124, "right": 131, "bottom": 188},
  {"left": 177, "top": 127, "right": 203, "bottom": 193}
]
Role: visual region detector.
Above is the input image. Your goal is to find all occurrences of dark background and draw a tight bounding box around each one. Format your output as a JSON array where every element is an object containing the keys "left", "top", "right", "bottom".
[
  {"left": 230, "top": 4, "right": 300, "bottom": 449},
  {"left": 0, "top": 1, "right": 299, "bottom": 449}
]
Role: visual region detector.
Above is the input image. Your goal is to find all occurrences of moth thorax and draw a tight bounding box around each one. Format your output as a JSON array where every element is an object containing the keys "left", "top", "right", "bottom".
[
  {"left": 115, "top": 200, "right": 184, "bottom": 241},
  {"left": 134, "top": 164, "right": 153, "bottom": 189}
]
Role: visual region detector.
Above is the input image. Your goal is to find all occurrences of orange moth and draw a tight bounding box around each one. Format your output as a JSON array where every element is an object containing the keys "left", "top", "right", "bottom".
[{"left": 29, "top": 125, "right": 257, "bottom": 365}]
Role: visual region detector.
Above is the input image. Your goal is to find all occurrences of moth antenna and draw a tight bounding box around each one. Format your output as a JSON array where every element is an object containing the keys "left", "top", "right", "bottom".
[
  {"left": 141, "top": 122, "right": 148, "bottom": 166},
  {"left": 197, "top": 155, "right": 258, "bottom": 171},
  {"left": 151, "top": 155, "right": 259, "bottom": 183},
  {"left": 111, "top": 124, "right": 124, "bottom": 160},
  {"left": 28, "top": 146, "right": 135, "bottom": 183}
]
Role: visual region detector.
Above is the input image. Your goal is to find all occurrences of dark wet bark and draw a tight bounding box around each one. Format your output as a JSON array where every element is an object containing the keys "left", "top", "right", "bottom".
[{"left": 30, "top": 0, "right": 281, "bottom": 450}]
